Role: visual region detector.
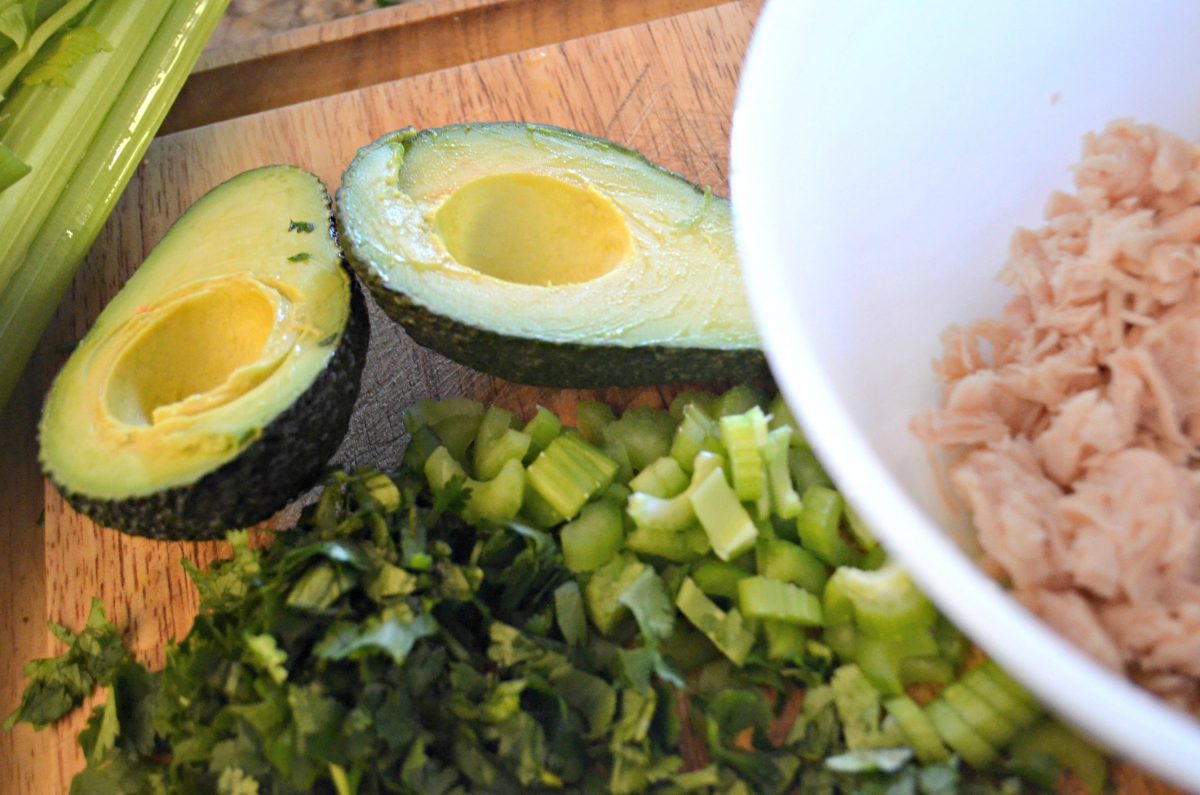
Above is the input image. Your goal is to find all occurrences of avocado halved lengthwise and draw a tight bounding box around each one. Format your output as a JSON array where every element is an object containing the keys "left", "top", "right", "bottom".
[
  {"left": 39, "top": 166, "right": 369, "bottom": 541},
  {"left": 337, "top": 123, "right": 768, "bottom": 387}
]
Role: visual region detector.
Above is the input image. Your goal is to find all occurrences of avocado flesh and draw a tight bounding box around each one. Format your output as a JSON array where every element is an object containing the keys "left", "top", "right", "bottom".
[
  {"left": 338, "top": 123, "right": 767, "bottom": 387},
  {"left": 39, "top": 166, "right": 369, "bottom": 540}
]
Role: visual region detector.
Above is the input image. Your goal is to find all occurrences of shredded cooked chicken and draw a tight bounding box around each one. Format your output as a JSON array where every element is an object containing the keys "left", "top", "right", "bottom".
[{"left": 913, "top": 120, "right": 1200, "bottom": 714}]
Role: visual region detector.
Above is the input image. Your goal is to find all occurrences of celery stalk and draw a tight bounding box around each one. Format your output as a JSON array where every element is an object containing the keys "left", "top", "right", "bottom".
[{"left": 0, "top": 0, "right": 230, "bottom": 409}]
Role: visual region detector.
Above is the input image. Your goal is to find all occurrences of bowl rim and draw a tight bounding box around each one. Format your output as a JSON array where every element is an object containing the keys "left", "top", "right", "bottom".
[{"left": 728, "top": 1, "right": 1200, "bottom": 789}]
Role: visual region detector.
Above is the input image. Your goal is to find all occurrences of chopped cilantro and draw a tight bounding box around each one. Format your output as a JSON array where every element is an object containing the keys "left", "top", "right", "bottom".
[
  {"left": 287, "top": 251, "right": 310, "bottom": 262},
  {"left": 287, "top": 220, "right": 315, "bottom": 233}
]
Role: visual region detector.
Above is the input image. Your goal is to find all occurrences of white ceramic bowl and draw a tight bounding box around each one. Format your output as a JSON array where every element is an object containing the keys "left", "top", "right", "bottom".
[{"left": 731, "top": 1, "right": 1200, "bottom": 789}]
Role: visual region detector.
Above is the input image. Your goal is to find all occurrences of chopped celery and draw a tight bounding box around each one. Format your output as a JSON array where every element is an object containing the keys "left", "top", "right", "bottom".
[
  {"left": 714, "top": 384, "right": 763, "bottom": 417},
  {"left": 689, "top": 466, "right": 758, "bottom": 562},
  {"left": 402, "top": 425, "right": 441, "bottom": 474},
  {"left": 823, "top": 622, "right": 858, "bottom": 661},
  {"left": 977, "top": 661, "right": 1039, "bottom": 708},
  {"left": 823, "top": 563, "right": 936, "bottom": 641},
  {"left": 882, "top": 696, "right": 949, "bottom": 764},
  {"left": 521, "top": 479, "right": 567, "bottom": 528},
  {"left": 627, "top": 456, "right": 688, "bottom": 498},
  {"left": 527, "top": 434, "right": 618, "bottom": 520},
  {"left": 830, "top": 664, "right": 905, "bottom": 750},
  {"left": 561, "top": 500, "right": 624, "bottom": 573},
  {"left": 405, "top": 397, "right": 484, "bottom": 431},
  {"left": 625, "top": 523, "right": 710, "bottom": 563},
  {"left": 767, "top": 394, "right": 801, "bottom": 440},
  {"left": 669, "top": 403, "right": 723, "bottom": 472},
  {"left": 422, "top": 447, "right": 524, "bottom": 524},
  {"left": 364, "top": 473, "right": 401, "bottom": 512},
  {"left": 899, "top": 655, "right": 955, "bottom": 686},
  {"left": 626, "top": 451, "right": 723, "bottom": 534},
  {"left": 603, "top": 407, "right": 676, "bottom": 473},
  {"left": 962, "top": 666, "right": 1041, "bottom": 729},
  {"left": 576, "top": 400, "right": 615, "bottom": 444},
  {"left": 756, "top": 538, "right": 827, "bottom": 595},
  {"left": 940, "top": 682, "right": 1017, "bottom": 748},
  {"left": 474, "top": 428, "right": 531, "bottom": 481},
  {"left": 603, "top": 482, "right": 632, "bottom": 506},
  {"left": 718, "top": 406, "right": 768, "bottom": 501},
  {"left": 762, "top": 620, "right": 807, "bottom": 662},
  {"left": 925, "top": 700, "right": 997, "bottom": 769},
  {"left": 669, "top": 390, "right": 717, "bottom": 420},
  {"left": 789, "top": 447, "right": 833, "bottom": 492},
  {"left": 737, "top": 576, "right": 822, "bottom": 625},
  {"left": 584, "top": 554, "right": 646, "bottom": 635},
  {"left": 763, "top": 426, "right": 802, "bottom": 519},
  {"left": 853, "top": 635, "right": 908, "bottom": 695},
  {"left": 934, "top": 619, "right": 970, "bottom": 669},
  {"left": 797, "top": 485, "right": 854, "bottom": 566},
  {"left": 1009, "top": 719, "right": 1107, "bottom": 795},
  {"left": 523, "top": 406, "right": 563, "bottom": 460},
  {"left": 691, "top": 559, "right": 751, "bottom": 599},
  {"left": 843, "top": 503, "right": 877, "bottom": 550},
  {"left": 675, "top": 578, "right": 755, "bottom": 666}
]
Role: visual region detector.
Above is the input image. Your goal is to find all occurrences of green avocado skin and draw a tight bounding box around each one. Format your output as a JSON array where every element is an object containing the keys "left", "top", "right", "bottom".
[
  {"left": 51, "top": 276, "right": 370, "bottom": 541},
  {"left": 356, "top": 264, "right": 769, "bottom": 387}
]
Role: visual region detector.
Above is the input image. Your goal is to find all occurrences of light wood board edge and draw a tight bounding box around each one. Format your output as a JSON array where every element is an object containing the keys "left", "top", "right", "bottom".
[{"left": 163, "top": 0, "right": 727, "bottom": 133}]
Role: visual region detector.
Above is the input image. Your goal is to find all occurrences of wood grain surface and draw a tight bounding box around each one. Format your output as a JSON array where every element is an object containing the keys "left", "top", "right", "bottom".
[{"left": 0, "top": 1, "right": 1184, "bottom": 792}]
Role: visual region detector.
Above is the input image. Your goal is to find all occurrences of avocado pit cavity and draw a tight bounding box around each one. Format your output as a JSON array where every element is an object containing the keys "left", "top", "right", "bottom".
[
  {"left": 433, "top": 173, "right": 630, "bottom": 286},
  {"left": 103, "top": 278, "right": 284, "bottom": 427}
]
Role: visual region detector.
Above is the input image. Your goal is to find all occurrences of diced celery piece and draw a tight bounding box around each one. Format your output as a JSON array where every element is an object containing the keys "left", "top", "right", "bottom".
[
  {"left": 823, "top": 623, "right": 858, "bottom": 661},
  {"left": 925, "top": 700, "right": 998, "bottom": 769},
  {"left": 941, "top": 682, "right": 1018, "bottom": 748},
  {"left": 831, "top": 664, "right": 906, "bottom": 750},
  {"left": 520, "top": 480, "right": 567, "bottom": 528},
  {"left": 962, "top": 667, "right": 1041, "bottom": 729},
  {"left": 523, "top": 406, "right": 563, "bottom": 460},
  {"left": 670, "top": 403, "right": 722, "bottom": 472},
  {"left": 899, "top": 655, "right": 955, "bottom": 686},
  {"left": 934, "top": 619, "right": 970, "bottom": 669},
  {"left": 737, "top": 577, "right": 822, "bottom": 626},
  {"left": 675, "top": 578, "right": 756, "bottom": 666},
  {"left": 561, "top": 500, "right": 624, "bottom": 573},
  {"left": 465, "top": 459, "right": 525, "bottom": 524},
  {"left": 604, "top": 482, "right": 632, "bottom": 505},
  {"left": 714, "top": 384, "right": 763, "bottom": 417},
  {"left": 762, "top": 620, "right": 807, "bottom": 662},
  {"left": 527, "top": 434, "right": 619, "bottom": 520},
  {"left": 843, "top": 503, "right": 877, "bottom": 550},
  {"left": 978, "top": 661, "right": 1039, "bottom": 708},
  {"left": 554, "top": 581, "right": 587, "bottom": 647},
  {"left": 1009, "top": 720, "right": 1107, "bottom": 795},
  {"left": 475, "top": 428, "right": 532, "bottom": 481},
  {"left": 767, "top": 394, "right": 801, "bottom": 439},
  {"left": 625, "top": 523, "right": 710, "bottom": 563},
  {"left": 797, "top": 485, "right": 854, "bottom": 566},
  {"left": 789, "top": 447, "right": 833, "bottom": 491},
  {"left": 669, "top": 390, "right": 717, "bottom": 420},
  {"left": 424, "top": 446, "right": 466, "bottom": 494},
  {"left": 882, "top": 696, "right": 950, "bottom": 764},
  {"left": 402, "top": 424, "right": 441, "bottom": 474},
  {"left": 690, "top": 466, "right": 758, "bottom": 561},
  {"left": 854, "top": 635, "right": 906, "bottom": 695},
  {"left": 756, "top": 538, "right": 828, "bottom": 595},
  {"left": 823, "top": 563, "right": 937, "bottom": 641},
  {"left": 576, "top": 400, "right": 615, "bottom": 444},
  {"left": 691, "top": 559, "right": 751, "bottom": 599},
  {"left": 626, "top": 451, "right": 723, "bottom": 534},
  {"left": 406, "top": 397, "right": 484, "bottom": 432},
  {"left": 604, "top": 407, "right": 676, "bottom": 473},
  {"left": 628, "top": 456, "right": 689, "bottom": 497},
  {"left": 585, "top": 554, "right": 646, "bottom": 636},
  {"left": 718, "top": 406, "right": 768, "bottom": 501},
  {"left": 763, "top": 426, "right": 802, "bottom": 519}
]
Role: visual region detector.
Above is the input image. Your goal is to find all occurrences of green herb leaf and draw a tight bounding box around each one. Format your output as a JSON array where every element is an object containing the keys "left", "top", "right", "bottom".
[
  {"left": 287, "top": 251, "right": 310, "bottom": 262},
  {"left": 288, "top": 219, "right": 314, "bottom": 233},
  {"left": 22, "top": 26, "right": 111, "bottom": 88}
]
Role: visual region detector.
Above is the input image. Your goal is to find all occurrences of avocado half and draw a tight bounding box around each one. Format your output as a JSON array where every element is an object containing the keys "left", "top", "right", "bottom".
[
  {"left": 39, "top": 166, "right": 369, "bottom": 541},
  {"left": 336, "top": 123, "right": 768, "bottom": 387}
]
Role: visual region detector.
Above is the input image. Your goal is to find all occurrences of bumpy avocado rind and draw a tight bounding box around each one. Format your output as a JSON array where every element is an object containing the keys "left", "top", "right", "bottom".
[
  {"left": 337, "top": 123, "right": 768, "bottom": 388},
  {"left": 39, "top": 166, "right": 369, "bottom": 541}
]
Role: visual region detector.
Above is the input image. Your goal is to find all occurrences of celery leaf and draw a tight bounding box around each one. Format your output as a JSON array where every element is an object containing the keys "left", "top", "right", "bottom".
[{"left": 22, "top": 24, "right": 110, "bottom": 88}]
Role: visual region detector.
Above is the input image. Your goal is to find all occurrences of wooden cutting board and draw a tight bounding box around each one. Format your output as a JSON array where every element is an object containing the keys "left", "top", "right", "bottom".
[{"left": 0, "top": 1, "right": 1180, "bottom": 792}]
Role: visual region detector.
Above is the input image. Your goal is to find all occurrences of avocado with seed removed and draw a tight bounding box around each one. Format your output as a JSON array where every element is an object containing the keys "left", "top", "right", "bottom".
[
  {"left": 337, "top": 123, "right": 767, "bottom": 387},
  {"left": 39, "top": 166, "right": 369, "bottom": 540}
]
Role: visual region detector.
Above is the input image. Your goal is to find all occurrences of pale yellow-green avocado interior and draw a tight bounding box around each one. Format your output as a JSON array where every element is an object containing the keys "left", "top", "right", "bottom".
[
  {"left": 40, "top": 167, "right": 350, "bottom": 499},
  {"left": 339, "top": 124, "right": 755, "bottom": 346}
]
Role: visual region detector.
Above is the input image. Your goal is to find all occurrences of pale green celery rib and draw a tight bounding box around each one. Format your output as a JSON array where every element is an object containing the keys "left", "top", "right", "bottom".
[
  {"left": 0, "top": 0, "right": 169, "bottom": 299},
  {"left": 0, "top": 0, "right": 231, "bottom": 410}
]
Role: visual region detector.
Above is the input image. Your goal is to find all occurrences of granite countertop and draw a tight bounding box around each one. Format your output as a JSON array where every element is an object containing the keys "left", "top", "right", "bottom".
[{"left": 211, "top": 0, "right": 406, "bottom": 47}]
